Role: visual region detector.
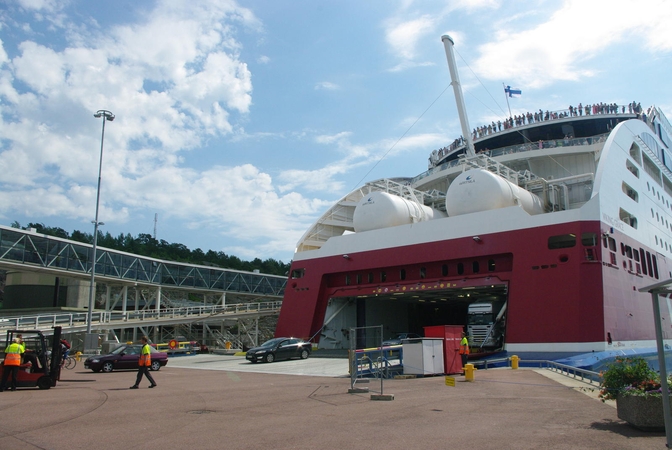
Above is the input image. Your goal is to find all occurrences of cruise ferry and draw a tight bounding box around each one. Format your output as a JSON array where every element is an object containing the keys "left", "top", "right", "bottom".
[{"left": 275, "top": 36, "right": 672, "bottom": 358}]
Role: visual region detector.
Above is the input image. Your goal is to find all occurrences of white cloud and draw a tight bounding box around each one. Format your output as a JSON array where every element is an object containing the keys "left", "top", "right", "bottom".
[
  {"left": 314, "top": 81, "right": 339, "bottom": 90},
  {"left": 472, "top": 0, "right": 672, "bottom": 88}
]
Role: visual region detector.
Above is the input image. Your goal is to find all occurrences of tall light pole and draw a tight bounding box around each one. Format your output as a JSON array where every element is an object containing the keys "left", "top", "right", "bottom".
[{"left": 86, "top": 110, "right": 114, "bottom": 341}]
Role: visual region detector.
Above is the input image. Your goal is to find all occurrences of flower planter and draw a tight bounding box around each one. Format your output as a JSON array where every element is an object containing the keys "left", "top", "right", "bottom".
[{"left": 616, "top": 394, "right": 669, "bottom": 431}]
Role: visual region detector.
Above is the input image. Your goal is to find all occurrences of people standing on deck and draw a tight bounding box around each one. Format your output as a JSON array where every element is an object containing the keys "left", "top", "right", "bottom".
[{"left": 130, "top": 336, "right": 157, "bottom": 389}]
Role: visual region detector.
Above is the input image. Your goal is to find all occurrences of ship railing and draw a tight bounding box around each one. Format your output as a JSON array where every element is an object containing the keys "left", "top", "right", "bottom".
[
  {"left": 469, "top": 357, "right": 600, "bottom": 385},
  {"left": 430, "top": 107, "right": 635, "bottom": 164},
  {"left": 415, "top": 133, "right": 609, "bottom": 184}
]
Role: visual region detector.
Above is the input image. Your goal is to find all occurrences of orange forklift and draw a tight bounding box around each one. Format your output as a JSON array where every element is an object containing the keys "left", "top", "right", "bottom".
[{"left": 0, "top": 326, "right": 63, "bottom": 390}]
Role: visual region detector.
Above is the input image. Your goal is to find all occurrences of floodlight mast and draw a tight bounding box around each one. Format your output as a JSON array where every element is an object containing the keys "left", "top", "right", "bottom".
[{"left": 86, "top": 110, "right": 114, "bottom": 340}]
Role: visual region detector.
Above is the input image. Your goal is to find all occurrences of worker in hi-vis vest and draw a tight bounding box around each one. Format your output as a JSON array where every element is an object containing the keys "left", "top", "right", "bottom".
[
  {"left": 130, "top": 336, "right": 157, "bottom": 389},
  {"left": 459, "top": 332, "right": 470, "bottom": 373},
  {"left": 1, "top": 337, "right": 24, "bottom": 391}
]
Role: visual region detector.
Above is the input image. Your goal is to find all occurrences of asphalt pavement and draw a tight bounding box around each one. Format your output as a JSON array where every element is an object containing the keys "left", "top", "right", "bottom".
[{"left": 0, "top": 354, "right": 666, "bottom": 450}]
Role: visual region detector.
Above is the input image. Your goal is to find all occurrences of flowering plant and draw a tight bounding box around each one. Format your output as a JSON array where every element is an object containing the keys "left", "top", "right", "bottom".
[{"left": 598, "top": 356, "right": 664, "bottom": 401}]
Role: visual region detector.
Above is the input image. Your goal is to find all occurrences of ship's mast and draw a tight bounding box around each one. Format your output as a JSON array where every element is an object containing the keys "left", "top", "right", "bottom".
[{"left": 441, "top": 35, "right": 475, "bottom": 157}]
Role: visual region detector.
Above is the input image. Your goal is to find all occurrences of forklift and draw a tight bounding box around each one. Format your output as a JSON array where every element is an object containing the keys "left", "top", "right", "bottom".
[{"left": 0, "top": 326, "right": 63, "bottom": 389}]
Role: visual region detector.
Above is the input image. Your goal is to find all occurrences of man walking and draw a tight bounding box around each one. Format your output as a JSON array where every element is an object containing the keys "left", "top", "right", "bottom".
[{"left": 130, "top": 336, "right": 157, "bottom": 389}]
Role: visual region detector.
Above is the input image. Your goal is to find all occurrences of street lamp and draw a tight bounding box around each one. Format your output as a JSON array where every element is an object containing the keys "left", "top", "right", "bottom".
[{"left": 86, "top": 110, "right": 114, "bottom": 341}]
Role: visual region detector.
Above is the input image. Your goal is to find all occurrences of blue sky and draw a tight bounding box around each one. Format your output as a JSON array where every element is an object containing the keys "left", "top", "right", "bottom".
[{"left": 1, "top": 0, "right": 671, "bottom": 264}]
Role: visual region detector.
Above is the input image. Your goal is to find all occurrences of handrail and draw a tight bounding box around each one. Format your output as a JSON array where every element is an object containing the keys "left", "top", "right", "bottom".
[
  {"left": 468, "top": 357, "right": 600, "bottom": 385},
  {"left": 415, "top": 133, "right": 609, "bottom": 184},
  {"left": 0, "top": 301, "right": 283, "bottom": 333}
]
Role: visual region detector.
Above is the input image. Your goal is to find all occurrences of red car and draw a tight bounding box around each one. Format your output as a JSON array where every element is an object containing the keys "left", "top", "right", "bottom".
[{"left": 84, "top": 344, "right": 168, "bottom": 373}]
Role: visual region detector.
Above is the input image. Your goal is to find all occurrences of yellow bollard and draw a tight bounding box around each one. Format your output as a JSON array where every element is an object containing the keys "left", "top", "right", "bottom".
[
  {"left": 511, "top": 355, "right": 520, "bottom": 370},
  {"left": 464, "top": 363, "right": 476, "bottom": 382},
  {"left": 75, "top": 351, "right": 82, "bottom": 362}
]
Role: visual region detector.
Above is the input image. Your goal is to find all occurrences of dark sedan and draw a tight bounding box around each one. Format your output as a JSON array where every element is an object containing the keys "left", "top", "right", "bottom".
[
  {"left": 246, "top": 337, "right": 311, "bottom": 363},
  {"left": 84, "top": 344, "right": 168, "bottom": 373},
  {"left": 382, "top": 333, "right": 422, "bottom": 346}
]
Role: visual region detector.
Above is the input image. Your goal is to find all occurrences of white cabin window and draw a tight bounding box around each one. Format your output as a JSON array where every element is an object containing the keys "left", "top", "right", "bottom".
[
  {"left": 619, "top": 208, "right": 637, "bottom": 229},
  {"left": 629, "top": 142, "right": 642, "bottom": 164},
  {"left": 622, "top": 182, "right": 638, "bottom": 202},
  {"left": 626, "top": 160, "right": 639, "bottom": 178}
]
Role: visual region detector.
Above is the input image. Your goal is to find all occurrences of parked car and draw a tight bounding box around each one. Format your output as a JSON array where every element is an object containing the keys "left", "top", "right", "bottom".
[
  {"left": 246, "top": 337, "right": 311, "bottom": 363},
  {"left": 84, "top": 344, "right": 168, "bottom": 373},
  {"left": 382, "top": 333, "right": 422, "bottom": 346}
]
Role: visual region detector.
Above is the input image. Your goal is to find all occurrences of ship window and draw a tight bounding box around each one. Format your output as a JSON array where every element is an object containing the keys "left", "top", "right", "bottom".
[
  {"left": 473, "top": 261, "right": 480, "bottom": 273},
  {"left": 629, "top": 142, "right": 641, "bottom": 164},
  {"left": 582, "top": 232, "right": 598, "bottom": 246},
  {"left": 380, "top": 271, "right": 386, "bottom": 282},
  {"left": 291, "top": 268, "right": 305, "bottom": 279},
  {"left": 620, "top": 243, "right": 625, "bottom": 255},
  {"left": 610, "top": 253, "right": 617, "bottom": 265},
  {"left": 586, "top": 248, "right": 595, "bottom": 261},
  {"left": 664, "top": 176, "right": 672, "bottom": 197},
  {"left": 626, "top": 160, "right": 639, "bottom": 178},
  {"left": 488, "top": 259, "right": 496, "bottom": 271},
  {"left": 400, "top": 269, "right": 406, "bottom": 280},
  {"left": 368, "top": 273, "right": 373, "bottom": 283},
  {"left": 643, "top": 153, "right": 661, "bottom": 183},
  {"left": 653, "top": 256, "right": 659, "bottom": 279},
  {"left": 356, "top": 274, "right": 362, "bottom": 284},
  {"left": 619, "top": 208, "right": 638, "bottom": 229},
  {"left": 625, "top": 245, "right": 633, "bottom": 259},
  {"left": 548, "top": 234, "right": 576, "bottom": 249},
  {"left": 608, "top": 237, "right": 617, "bottom": 251},
  {"left": 645, "top": 251, "right": 654, "bottom": 278},
  {"left": 345, "top": 275, "right": 351, "bottom": 285},
  {"left": 442, "top": 264, "right": 448, "bottom": 276},
  {"left": 622, "top": 182, "right": 638, "bottom": 202},
  {"left": 420, "top": 267, "right": 426, "bottom": 279},
  {"left": 457, "top": 263, "right": 464, "bottom": 275},
  {"left": 640, "top": 248, "right": 648, "bottom": 275}
]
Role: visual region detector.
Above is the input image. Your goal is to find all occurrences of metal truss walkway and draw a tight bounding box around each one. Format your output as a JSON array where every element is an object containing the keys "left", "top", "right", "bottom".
[
  {"left": 0, "top": 301, "right": 282, "bottom": 336},
  {"left": 0, "top": 225, "right": 286, "bottom": 297},
  {"left": 0, "top": 225, "right": 288, "bottom": 348}
]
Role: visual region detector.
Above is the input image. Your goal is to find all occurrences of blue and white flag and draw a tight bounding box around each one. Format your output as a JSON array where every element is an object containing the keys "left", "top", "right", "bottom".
[{"left": 504, "top": 85, "right": 522, "bottom": 98}]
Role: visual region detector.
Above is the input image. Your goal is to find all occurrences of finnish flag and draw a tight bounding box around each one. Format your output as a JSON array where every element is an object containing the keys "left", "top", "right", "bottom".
[{"left": 504, "top": 85, "right": 522, "bottom": 98}]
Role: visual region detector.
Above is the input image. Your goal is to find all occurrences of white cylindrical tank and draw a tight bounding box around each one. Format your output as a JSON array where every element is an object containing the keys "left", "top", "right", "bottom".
[
  {"left": 353, "top": 191, "right": 446, "bottom": 232},
  {"left": 446, "top": 169, "right": 544, "bottom": 216}
]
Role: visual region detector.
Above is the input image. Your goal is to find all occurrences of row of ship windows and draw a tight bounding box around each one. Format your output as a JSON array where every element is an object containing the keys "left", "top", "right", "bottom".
[
  {"left": 606, "top": 234, "right": 659, "bottom": 279},
  {"left": 341, "top": 260, "right": 499, "bottom": 286}
]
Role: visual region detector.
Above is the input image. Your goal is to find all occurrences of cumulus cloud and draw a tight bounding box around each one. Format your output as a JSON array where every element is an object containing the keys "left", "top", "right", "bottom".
[
  {"left": 471, "top": 0, "right": 672, "bottom": 88},
  {"left": 0, "top": 0, "right": 322, "bottom": 260},
  {"left": 314, "top": 81, "right": 339, "bottom": 90}
]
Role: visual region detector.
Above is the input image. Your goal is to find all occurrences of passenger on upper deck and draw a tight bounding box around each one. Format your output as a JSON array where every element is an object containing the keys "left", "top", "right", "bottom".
[{"left": 427, "top": 101, "right": 642, "bottom": 168}]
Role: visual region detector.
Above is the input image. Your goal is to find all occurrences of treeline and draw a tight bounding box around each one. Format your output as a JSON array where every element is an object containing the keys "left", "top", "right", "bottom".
[{"left": 11, "top": 222, "right": 290, "bottom": 277}]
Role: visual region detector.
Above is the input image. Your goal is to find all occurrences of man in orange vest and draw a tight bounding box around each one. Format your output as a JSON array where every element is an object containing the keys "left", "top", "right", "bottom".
[
  {"left": 130, "top": 336, "right": 156, "bottom": 389},
  {"left": 459, "top": 332, "right": 470, "bottom": 374},
  {"left": 1, "top": 338, "right": 25, "bottom": 391}
]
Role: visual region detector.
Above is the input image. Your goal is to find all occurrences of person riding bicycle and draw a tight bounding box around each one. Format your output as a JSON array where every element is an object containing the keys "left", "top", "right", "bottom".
[{"left": 60, "top": 338, "right": 71, "bottom": 365}]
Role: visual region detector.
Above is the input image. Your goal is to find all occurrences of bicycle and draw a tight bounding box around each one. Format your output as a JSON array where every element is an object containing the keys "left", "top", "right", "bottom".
[{"left": 62, "top": 355, "right": 77, "bottom": 370}]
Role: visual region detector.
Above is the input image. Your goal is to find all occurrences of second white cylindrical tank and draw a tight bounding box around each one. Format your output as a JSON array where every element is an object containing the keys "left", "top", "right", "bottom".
[
  {"left": 446, "top": 169, "right": 544, "bottom": 216},
  {"left": 353, "top": 191, "right": 446, "bottom": 232}
]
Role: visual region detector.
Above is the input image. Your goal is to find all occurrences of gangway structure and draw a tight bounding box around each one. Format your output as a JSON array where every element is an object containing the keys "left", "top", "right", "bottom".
[{"left": 0, "top": 225, "right": 287, "bottom": 350}]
